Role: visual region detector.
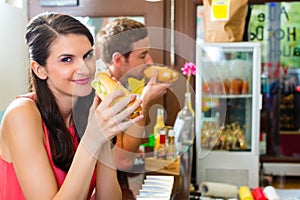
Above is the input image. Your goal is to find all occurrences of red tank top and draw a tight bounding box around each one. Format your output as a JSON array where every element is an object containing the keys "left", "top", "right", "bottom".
[{"left": 0, "top": 93, "right": 96, "bottom": 199}]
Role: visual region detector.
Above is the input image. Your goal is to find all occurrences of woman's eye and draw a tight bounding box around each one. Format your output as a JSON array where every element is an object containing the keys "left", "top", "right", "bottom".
[
  {"left": 61, "top": 57, "right": 72, "bottom": 62},
  {"left": 85, "top": 51, "right": 94, "bottom": 60}
]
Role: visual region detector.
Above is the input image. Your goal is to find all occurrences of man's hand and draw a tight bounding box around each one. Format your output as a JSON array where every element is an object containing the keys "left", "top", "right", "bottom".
[{"left": 141, "top": 69, "right": 172, "bottom": 107}]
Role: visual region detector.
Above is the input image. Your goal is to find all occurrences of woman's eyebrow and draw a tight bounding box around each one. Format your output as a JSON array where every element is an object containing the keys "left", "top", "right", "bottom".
[{"left": 84, "top": 49, "right": 94, "bottom": 58}]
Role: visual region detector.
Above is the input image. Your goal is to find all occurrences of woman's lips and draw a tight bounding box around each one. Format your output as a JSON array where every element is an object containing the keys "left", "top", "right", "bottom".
[{"left": 73, "top": 77, "right": 90, "bottom": 85}]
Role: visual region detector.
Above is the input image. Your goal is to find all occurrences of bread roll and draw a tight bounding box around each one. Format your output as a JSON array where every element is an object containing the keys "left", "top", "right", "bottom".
[
  {"left": 91, "top": 72, "right": 142, "bottom": 119},
  {"left": 144, "top": 65, "right": 178, "bottom": 83}
]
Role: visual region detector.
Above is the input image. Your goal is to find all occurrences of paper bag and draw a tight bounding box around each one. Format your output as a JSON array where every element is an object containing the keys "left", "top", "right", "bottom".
[{"left": 203, "top": 0, "right": 248, "bottom": 42}]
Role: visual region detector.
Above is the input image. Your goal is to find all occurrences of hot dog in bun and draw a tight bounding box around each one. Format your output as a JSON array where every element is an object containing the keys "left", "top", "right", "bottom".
[
  {"left": 144, "top": 65, "right": 179, "bottom": 83},
  {"left": 91, "top": 71, "right": 142, "bottom": 119}
]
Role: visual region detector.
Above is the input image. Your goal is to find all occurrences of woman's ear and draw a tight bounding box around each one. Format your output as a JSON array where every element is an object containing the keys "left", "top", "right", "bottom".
[{"left": 31, "top": 60, "right": 48, "bottom": 80}]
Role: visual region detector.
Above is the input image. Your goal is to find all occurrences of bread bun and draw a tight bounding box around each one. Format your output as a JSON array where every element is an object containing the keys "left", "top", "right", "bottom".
[
  {"left": 91, "top": 72, "right": 142, "bottom": 119},
  {"left": 144, "top": 65, "right": 179, "bottom": 83}
]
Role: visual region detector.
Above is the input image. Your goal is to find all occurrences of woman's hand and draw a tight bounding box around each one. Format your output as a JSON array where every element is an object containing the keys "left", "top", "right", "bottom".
[
  {"left": 95, "top": 90, "right": 143, "bottom": 138},
  {"left": 82, "top": 90, "right": 143, "bottom": 157}
]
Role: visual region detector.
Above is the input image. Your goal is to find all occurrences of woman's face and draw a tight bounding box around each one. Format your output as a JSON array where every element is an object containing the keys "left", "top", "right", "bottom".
[{"left": 44, "top": 34, "right": 95, "bottom": 100}]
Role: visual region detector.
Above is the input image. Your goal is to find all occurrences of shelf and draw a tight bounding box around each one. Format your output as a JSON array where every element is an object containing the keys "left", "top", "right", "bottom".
[
  {"left": 280, "top": 131, "right": 300, "bottom": 135},
  {"left": 202, "top": 94, "right": 253, "bottom": 99},
  {"left": 260, "top": 156, "right": 300, "bottom": 163},
  {"left": 199, "top": 149, "right": 254, "bottom": 156}
]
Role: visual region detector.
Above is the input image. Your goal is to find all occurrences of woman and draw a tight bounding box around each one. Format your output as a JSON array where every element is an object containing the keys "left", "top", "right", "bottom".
[{"left": 0, "top": 12, "right": 143, "bottom": 199}]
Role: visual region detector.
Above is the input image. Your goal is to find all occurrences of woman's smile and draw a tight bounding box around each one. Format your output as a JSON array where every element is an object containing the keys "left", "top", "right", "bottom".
[{"left": 72, "top": 77, "right": 91, "bottom": 85}]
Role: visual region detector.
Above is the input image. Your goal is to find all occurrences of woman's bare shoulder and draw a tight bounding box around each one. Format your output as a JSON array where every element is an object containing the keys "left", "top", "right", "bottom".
[
  {"left": 1, "top": 97, "right": 43, "bottom": 140},
  {"left": 4, "top": 97, "right": 41, "bottom": 122},
  {"left": 0, "top": 97, "right": 44, "bottom": 162}
]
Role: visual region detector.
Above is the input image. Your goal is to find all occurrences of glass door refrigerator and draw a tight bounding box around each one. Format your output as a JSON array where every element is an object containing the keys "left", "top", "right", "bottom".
[{"left": 195, "top": 42, "right": 262, "bottom": 188}]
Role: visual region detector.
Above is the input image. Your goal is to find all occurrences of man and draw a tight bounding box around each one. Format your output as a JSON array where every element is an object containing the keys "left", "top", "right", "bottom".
[{"left": 96, "top": 18, "right": 171, "bottom": 199}]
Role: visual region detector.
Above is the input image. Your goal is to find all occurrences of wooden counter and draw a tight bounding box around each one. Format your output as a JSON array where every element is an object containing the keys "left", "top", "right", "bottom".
[{"left": 129, "top": 145, "right": 194, "bottom": 199}]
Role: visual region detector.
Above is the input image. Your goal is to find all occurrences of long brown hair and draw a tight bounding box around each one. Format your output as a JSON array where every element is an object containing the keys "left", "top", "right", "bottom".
[{"left": 25, "top": 12, "right": 94, "bottom": 171}]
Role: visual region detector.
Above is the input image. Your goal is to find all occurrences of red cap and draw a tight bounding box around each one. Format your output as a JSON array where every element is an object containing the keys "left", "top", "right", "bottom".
[{"left": 252, "top": 187, "right": 267, "bottom": 200}]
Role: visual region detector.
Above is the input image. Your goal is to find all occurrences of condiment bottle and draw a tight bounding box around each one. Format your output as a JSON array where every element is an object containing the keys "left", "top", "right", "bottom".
[
  {"left": 153, "top": 108, "right": 165, "bottom": 151},
  {"left": 166, "top": 129, "right": 176, "bottom": 160},
  {"left": 156, "top": 128, "right": 166, "bottom": 160}
]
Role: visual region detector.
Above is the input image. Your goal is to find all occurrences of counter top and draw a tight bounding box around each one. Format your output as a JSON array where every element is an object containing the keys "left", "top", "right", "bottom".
[{"left": 128, "top": 145, "right": 194, "bottom": 199}]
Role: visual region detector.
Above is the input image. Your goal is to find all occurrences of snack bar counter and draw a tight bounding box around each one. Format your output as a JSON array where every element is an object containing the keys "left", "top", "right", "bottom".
[{"left": 133, "top": 144, "right": 193, "bottom": 200}]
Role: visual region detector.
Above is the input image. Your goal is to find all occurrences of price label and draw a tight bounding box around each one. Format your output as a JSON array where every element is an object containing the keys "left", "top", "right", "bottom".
[{"left": 211, "top": 0, "right": 230, "bottom": 21}]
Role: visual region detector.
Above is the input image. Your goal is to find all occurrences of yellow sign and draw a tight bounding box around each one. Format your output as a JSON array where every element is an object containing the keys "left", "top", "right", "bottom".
[{"left": 211, "top": 0, "right": 230, "bottom": 21}]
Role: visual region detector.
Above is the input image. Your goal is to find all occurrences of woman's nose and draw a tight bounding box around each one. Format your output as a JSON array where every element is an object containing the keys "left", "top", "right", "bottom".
[{"left": 77, "top": 60, "right": 93, "bottom": 74}]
